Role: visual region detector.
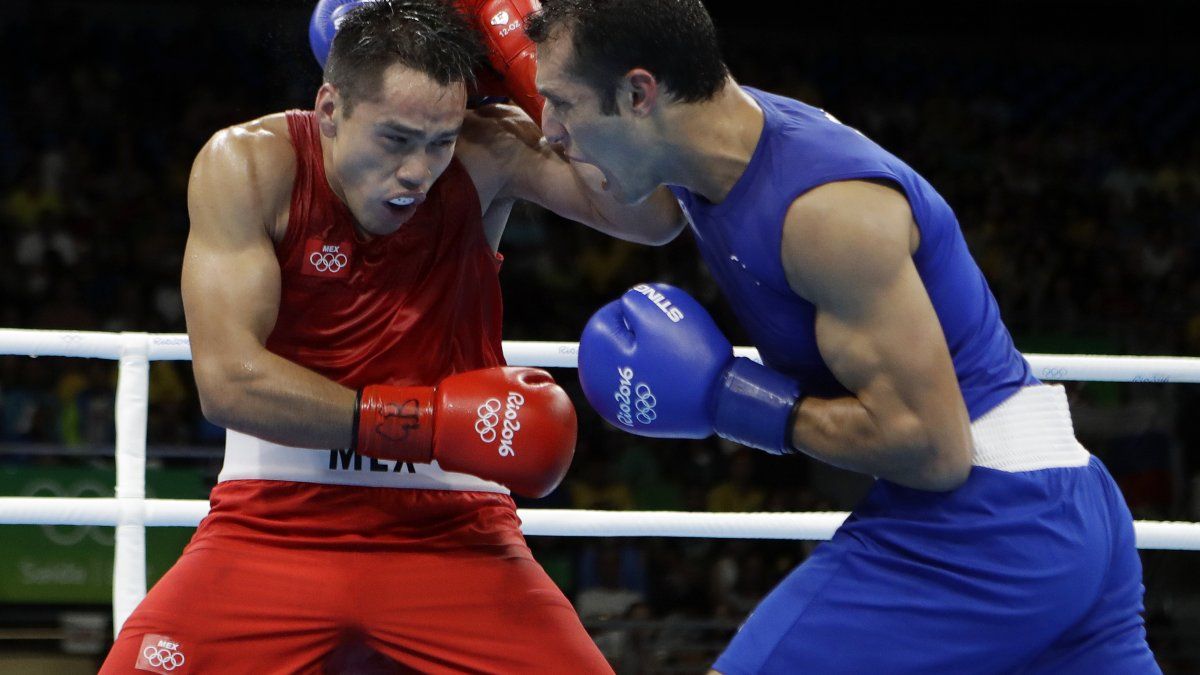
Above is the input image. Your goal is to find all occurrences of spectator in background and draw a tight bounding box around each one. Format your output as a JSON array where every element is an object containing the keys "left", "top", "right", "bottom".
[{"left": 707, "top": 449, "right": 766, "bottom": 512}]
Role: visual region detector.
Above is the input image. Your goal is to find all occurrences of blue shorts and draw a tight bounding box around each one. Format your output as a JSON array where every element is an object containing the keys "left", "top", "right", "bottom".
[{"left": 715, "top": 457, "right": 1159, "bottom": 674}]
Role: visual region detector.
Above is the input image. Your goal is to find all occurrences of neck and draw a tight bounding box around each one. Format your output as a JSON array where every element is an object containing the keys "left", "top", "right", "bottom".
[{"left": 659, "top": 78, "right": 764, "bottom": 204}]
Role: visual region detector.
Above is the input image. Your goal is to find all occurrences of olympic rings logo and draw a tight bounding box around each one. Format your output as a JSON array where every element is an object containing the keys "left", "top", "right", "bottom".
[
  {"left": 475, "top": 398, "right": 503, "bottom": 443},
  {"left": 143, "top": 646, "right": 185, "bottom": 670},
  {"left": 1041, "top": 368, "right": 1067, "bottom": 380},
  {"left": 25, "top": 479, "right": 114, "bottom": 547},
  {"left": 309, "top": 251, "right": 349, "bottom": 273},
  {"left": 473, "top": 394, "right": 525, "bottom": 457},
  {"left": 614, "top": 367, "right": 657, "bottom": 427},
  {"left": 632, "top": 384, "right": 656, "bottom": 424}
]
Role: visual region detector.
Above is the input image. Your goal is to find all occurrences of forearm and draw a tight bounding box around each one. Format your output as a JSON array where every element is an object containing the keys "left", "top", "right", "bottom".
[
  {"left": 196, "top": 349, "right": 356, "bottom": 450},
  {"left": 570, "top": 169, "right": 681, "bottom": 245},
  {"left": 588, "top": 190, "right": 681, "bottom": 245},
  {"left": 790, "top": 395, "right": 956, "bottom": 489}
]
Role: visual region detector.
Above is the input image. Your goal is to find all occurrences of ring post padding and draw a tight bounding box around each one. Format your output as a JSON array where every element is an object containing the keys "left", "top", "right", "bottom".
[{"left": 113, "top": 333, "right": 150, "bottom": 637}]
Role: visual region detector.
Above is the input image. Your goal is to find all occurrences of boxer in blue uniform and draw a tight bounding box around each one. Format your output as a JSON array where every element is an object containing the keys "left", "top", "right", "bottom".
[{"left": 526, "top": 1, "right": 1159, "bottom": 673}]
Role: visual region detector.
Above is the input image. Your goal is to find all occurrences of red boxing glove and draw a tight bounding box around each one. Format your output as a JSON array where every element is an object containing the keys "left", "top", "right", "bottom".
[
  {"left": 355, "top": 367, "right": 575, "bottom": 498},
  {"left": 456, "top": 0, "right": 545, "bottom": 125}
]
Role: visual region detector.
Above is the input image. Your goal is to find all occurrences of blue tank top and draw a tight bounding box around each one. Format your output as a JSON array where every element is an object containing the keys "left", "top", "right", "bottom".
[{"left": 670, "top": 87, "right": 1037, "bottom": 421}]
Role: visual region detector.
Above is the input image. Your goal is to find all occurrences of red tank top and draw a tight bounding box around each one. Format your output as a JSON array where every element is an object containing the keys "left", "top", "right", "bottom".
[{"left": 267, "top": 110, "right": 505, "bottom": 388}]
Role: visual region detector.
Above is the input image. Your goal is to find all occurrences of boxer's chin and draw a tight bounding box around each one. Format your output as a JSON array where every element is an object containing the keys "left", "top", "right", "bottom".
[
  {"left": 590, "top": 165, "right": 635, "bottom": 204},
  {"left": 609, "top": 173, "right": 657, "bottom": 206},
  {"left": 351, "top": 203, "right": 409, "bottom": 239}
]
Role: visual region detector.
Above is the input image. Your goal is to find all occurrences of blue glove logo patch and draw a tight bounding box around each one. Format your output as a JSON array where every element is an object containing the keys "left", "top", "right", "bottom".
[
  {"left": 614, "top": 367, "right": 658, "bottom": 427},
  {"left": 634, "top": 385, "right": 657, "bottom": 424},
  {"left": 631, "top": 284, "right": 685, "bottom": 323}
]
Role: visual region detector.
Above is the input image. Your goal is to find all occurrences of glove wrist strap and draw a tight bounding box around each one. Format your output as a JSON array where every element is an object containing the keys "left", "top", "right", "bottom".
[
  {"left": 712, "top": 357, "right": 802, "bottom": 455},
  {"left": 355, "top": 385, "right": 435, "bottom": 463}
]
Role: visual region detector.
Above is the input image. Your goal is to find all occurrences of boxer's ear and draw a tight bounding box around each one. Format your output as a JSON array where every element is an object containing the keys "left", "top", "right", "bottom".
[
  {"left": 316, "top": 83, "right": 340, "bottom": 138},
  {"left": 622, "top": 69, "right": 659, "bottom": 118}
]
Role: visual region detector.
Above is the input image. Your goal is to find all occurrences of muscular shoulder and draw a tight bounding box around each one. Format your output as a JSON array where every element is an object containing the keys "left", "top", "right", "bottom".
[
  {"left": 190, "top": 113, "right": 297, "bottom": 233},
  {"left": 781, "top": 180, "right": 919, "bottom": 300},
  {"left": 454, "top": 105, "right": 548, "bottom": 203}
]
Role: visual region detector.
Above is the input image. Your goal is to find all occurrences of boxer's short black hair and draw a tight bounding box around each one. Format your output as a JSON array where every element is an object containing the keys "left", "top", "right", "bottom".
[
  {"left": 526, "top": 0, "right": 729, "bottom": 115},
  {"left": 325, "top": 0, "right": 483, "bottom": 116}
]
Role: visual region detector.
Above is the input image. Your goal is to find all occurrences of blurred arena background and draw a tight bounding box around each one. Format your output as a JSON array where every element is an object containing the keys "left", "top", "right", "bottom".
[{"left": 0, "top": 0, "right": 1197, "bottom": 671}]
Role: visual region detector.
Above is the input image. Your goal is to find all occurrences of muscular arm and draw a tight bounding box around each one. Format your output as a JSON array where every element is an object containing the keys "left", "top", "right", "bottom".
[
  {"left": 781, "top": 180, "right": 973, "bottom": 491},
  {"left": 182, "top": 123, "right": 356, "bottom": 449},
  {"left": 456, "top": 105, "right": 685, "bottom": 246}
]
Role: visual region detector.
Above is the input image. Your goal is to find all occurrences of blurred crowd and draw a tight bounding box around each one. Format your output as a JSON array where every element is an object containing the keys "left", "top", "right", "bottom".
[{"left": 1, "top": 2, "right": 1198, "bottom": 671}]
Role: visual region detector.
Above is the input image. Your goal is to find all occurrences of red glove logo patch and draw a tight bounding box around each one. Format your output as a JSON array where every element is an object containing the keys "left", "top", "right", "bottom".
[
  {"left": 374, "top": 399, "right": 422, "bottom": 442},
  {"left": 475, "top": 392, "right": 524, "bottom": 457}
]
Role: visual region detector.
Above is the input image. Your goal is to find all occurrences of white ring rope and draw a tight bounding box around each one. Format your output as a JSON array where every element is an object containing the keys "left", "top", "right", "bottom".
[
  {"left": 2, "top": 499, "right": 1196, "bottom": 551},
  {"left": 3, "top": 328, "right": 1200, "bottom": 382},
  {"left": 1, "top": 327, "right": 1198, "bottom": 636}
]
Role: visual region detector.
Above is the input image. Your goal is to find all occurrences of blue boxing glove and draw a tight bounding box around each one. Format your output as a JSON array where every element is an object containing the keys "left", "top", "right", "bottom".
[
  {"left": 578, "top": 283, "right": 803, "bottom": 455},
  {"left": 309, "top": 0, "right": 371, "bottom": 69}
]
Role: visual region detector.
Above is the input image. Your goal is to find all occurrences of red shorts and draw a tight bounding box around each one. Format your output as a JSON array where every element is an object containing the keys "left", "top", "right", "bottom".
[{"left": 99, "top": 480, "right": 611, "bottom": 674}]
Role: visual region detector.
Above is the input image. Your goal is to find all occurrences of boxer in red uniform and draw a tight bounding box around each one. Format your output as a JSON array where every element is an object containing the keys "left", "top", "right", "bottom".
[{"left": 99, "top": 1, "right": 681, "bottom": 672}]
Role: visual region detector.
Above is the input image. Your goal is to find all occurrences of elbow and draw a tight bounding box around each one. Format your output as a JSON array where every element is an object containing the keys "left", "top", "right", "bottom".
[
  {"left": 195, "top": 381, "right": 237, "bottom": 430},
  {"left": 913, "top": 448, "right": 972, "bottom": 492},
  {"left": 192, "top": 360, "right": 248, "bottom": 430},
  {"left": 637, "top": 222, "right": 684, "bottom": 247},
  {"left": 890, "top": 416, "right": 973, "bottom": 492},
  {"left": 197, "top": 390, "right": 235, "bottom": 430},
  {"left": 595, "top": 212, "right": 682, "bottom": 247}
]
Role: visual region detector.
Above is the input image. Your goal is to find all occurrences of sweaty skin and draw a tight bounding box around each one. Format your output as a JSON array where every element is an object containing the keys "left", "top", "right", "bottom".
[
  {"left": 183, "top": 62, "right": 684, "bottom": 450},
  {"left": 781, "top": 180, "right": 972, "bottom": 491},
  {"left": 534, "top": 31, "right": 972, "bottom": 493}
]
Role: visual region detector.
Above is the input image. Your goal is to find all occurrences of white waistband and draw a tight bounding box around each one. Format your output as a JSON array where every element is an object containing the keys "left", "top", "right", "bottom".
[
  {"left": 217, "top": 429, "right": 510, "bottom": 493},
  {"left": 969, "top": 385, "right": 1090, "bottom": 472},
  {"left": 218, "top": 385, "right": 1083, "bottom": 488}
]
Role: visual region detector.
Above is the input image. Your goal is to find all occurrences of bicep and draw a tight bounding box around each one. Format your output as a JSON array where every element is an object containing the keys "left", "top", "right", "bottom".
[
  {"left": 810, "top": 256, "right": 957, "bottom": 423},
  {"left": 783, "top": 182, "right": 967, "bottom": 430},
  {"left": 182, "top": 141, "right": 282, "bottom": 377},
  {"left": 181, "top": 230, "right": 280, "bottom": 360}
]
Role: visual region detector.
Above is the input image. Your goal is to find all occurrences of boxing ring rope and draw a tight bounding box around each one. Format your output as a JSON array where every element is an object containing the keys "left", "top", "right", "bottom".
[{"left": 1, "top": 328, "right": 1199, "bottom": 636}]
